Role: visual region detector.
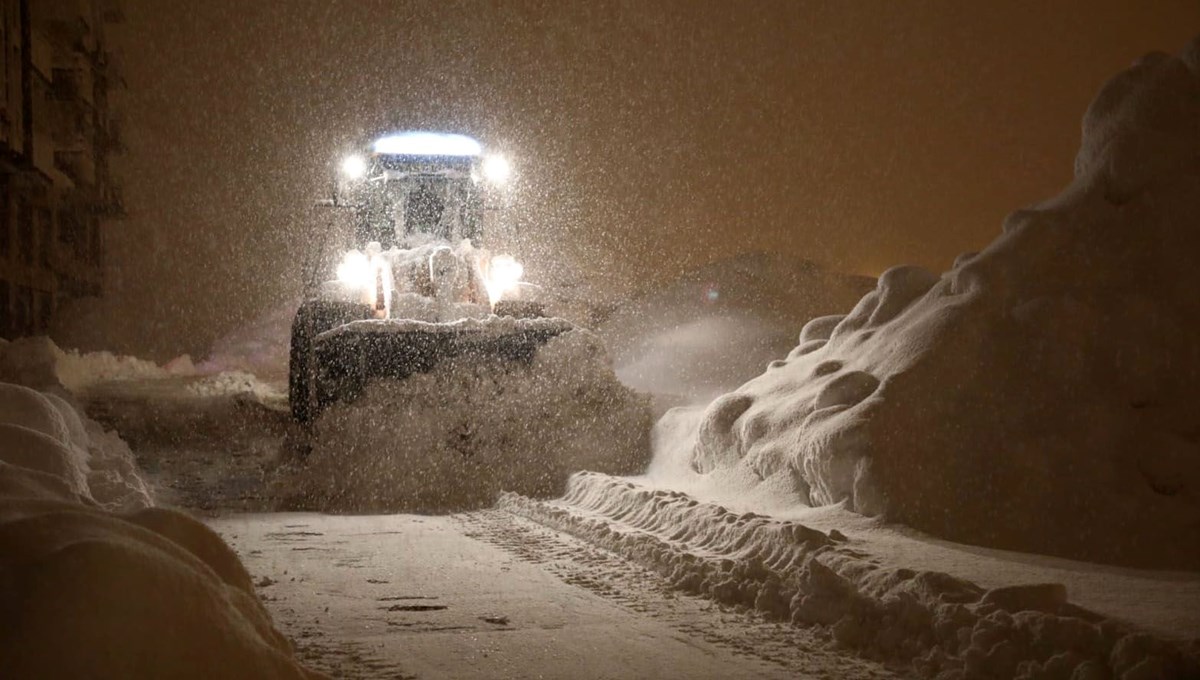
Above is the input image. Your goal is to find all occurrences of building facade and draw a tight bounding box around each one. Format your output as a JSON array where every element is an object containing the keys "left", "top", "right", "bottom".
[{"left": 0, "top": 0, "right": 123, "bottom": 339}]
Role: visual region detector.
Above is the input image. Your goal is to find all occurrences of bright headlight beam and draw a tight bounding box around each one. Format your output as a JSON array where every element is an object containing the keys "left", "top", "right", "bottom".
[
  {"left": 336, "top": 250, "right": 372, "bottom": 288},
  {"left": 372, "top": 132, "right": 483, "bottom": 157},
  {"left": 341, "top": 155, "right": 367, "bottom": 179},
  {"left": 484, "top": 254, "right": 524, "bottom": 306},
  {"left": 481, "top": 154, "right": 512, "bottom": 185}
]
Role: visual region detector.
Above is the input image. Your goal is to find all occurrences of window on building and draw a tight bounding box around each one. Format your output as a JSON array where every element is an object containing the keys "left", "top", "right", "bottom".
[
  {"left": 89, "top": 219, "right": 102, "bottom": 265},
  {"left": 59, "top": 207, "right": 81, "bottom": 247}
]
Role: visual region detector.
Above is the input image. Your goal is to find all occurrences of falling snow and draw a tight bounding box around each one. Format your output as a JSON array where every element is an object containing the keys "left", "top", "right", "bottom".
[{"left": 1, "top": 4, "right": 1199, "bottom": 679}]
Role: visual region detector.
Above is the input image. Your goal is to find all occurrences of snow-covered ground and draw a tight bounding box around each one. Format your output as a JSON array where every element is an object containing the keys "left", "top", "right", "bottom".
[
  {"left": 505, "top": 472, "right": 1200, "bottom": 678},
  {"left": 211, "top": 511, "right": 901, "bottom": 679}
]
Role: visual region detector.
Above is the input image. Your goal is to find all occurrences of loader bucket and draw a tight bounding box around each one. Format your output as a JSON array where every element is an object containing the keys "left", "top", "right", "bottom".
[{"left": 307, "top": 320, "right": 571, "bottom": 420}]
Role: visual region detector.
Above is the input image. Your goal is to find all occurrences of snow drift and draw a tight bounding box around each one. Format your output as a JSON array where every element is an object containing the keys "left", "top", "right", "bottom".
[
  {"left": 0, "top": 335, "right": 189, "bottom": 394},
  {"left": 597, "top": 253, "right": 874, "bottom": 400},
  {"left": 0, "top": 500, "right": 326, "bottom": 679},
  {"left": 663, "top": 40, "right": 1200, "bottom": 569},
  {"left": 0, "top": 381, "right": 151, "bottom": 513},
  {"left": 0, "top": 376, "right": 319, "bottom": 677},
  {"left": 275, "top": 328, "right": 652, "bottom": 512},
  {"left": 0, "top": 335, "right": 284, "bottom": 455},
  {"left": 505, "top": 473, "right": 1200, "bottom": 679}
]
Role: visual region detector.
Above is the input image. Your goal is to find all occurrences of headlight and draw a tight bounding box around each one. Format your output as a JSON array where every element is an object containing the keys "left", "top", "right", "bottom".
[
  {"left": 341, "top": 154, "right": 367, "bottom": 180},
  {"left": 481, "top": 154, "right": 511, "bottom": 185},
  {"left": 484, "top": 254, "right": 524, "bottom": 306},
  {"left": 336, "top": 250, "right": 372, "bottom": 288}
]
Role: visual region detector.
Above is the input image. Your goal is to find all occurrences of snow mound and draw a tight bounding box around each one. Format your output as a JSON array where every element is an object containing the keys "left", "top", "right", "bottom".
[
  {"left": 597, "top": 253, "right": 874, "bottom": 400},
  {"left": 0, "top": 335, "right": 184, "bottom": 394},
  {"left": 0, "top": 500, "right": 325, "bottom": 679},
  {"left": 0, "top": 382, "right": 150, "bottom": 512},
  {"left": 504, "top": 473, "right": 1200, "bottom": 678},
  {"left": 0, "top": 378, "right": 319, "bottom": 676},
  {"left": 275, "top": 328, "right": 652, "bottom": 512},
  {"left": 186, "top": 370, "right": 278, "bottom": 400},
  {"left": 665, "top": 39, "right": 1200, "bottom": 568}
]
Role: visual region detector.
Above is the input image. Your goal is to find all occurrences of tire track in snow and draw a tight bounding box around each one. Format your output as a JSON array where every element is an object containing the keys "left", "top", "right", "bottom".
[{"left": 457, "top": 509, "right": 903, "bottom": 679}]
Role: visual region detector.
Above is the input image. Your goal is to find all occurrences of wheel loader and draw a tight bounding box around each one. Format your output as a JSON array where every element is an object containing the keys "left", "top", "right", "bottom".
[{"left": 289, "top": 131, "right": 568, "bottom": 423}]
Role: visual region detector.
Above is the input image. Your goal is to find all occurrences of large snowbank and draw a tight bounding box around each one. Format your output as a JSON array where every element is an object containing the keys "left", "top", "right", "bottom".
[
  {"left": 0, "top": 498, "right": 325, "bottom": 678},
  {"left": 0, "top": 378, "right": 320, "bottom": 676},
  {"left": 662, "top": 40, "right": 1200, "bottom": 569},
  {"left": 504, "top": 473, "right": 1200, "bottom": 678},
  {"left": 596, "top": 253, "right": 874, "bottom": 400},
  {"left": 275, "top": 328, "right": 652, "bottom": 512},
  {"left": 81, "top": 368, "right": 285, "bottom": 464}
]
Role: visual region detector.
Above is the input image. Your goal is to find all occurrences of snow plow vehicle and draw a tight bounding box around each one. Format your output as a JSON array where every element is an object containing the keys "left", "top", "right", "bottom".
[{"left": 289, "top": 131, "right": 568, "bottom": 423}]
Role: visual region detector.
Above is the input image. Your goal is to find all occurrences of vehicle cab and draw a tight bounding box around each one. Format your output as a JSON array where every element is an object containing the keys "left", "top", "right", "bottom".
[{"left": 333, "top": 131, "right": 512, "bottom": 249}]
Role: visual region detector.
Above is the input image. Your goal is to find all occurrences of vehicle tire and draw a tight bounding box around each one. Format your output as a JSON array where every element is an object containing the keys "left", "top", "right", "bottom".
[{"left": 289, "top": 299, "right": 372, "bottom": 423}]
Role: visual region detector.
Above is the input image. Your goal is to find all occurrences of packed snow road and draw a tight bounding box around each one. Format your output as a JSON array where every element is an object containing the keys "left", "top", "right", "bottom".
[
  {"left": 211, "top": 511, "right": 900, "bottom": 679},
  {"left": 68, "top": 362, "right": 1199, "bottom": 679},
  {"left": 75, "top": 374, "right": 898, "bottom": 678}
]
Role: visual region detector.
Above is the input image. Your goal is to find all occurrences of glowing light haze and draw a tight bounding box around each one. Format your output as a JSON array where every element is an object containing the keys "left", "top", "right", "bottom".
[
  {"left": 372, "top": 131, "right": 483, "bottom": 156},
  {"left": 481, "top": 154, "right": 512, "bottom": 185},
  {"left": 484, "top": 255, "right": 525, "bottom": 306}
]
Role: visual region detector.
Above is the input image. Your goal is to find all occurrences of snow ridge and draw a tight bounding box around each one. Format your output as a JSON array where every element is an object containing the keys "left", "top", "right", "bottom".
[{"left": 502, "top": 472, "right": 1200, "bottom": 679}]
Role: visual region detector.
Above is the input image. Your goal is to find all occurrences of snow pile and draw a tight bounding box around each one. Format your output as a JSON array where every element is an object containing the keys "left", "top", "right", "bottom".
[
  {"left": 596, "top": 253, "right": 874, "bottom": 400},
  {"left": 0, "top": 379, "right": 320, "bottom": 676},
  {"left": 0, "top": 335, "right": 186, "bottom": 394},
  {"left": 503, "top": 473, "right": 1200, "bottom": 678},
  {"left": 663, "top": 40, "right": 1200, "bottom": 568},
  {"left": 86, "top": 373, "right": 286, "bottom": 456},
  {"left": 275, "top": 329, "right": 652, "bottom": 512},
  {"left": 0, "top": 500, "right": 325, "bottom": 678},
  {"left": 0, "top": 336, "right": 278, "bottom": 454},
  {"left": 0, "top": 382, "right": 151, "bottom": 512},
  {"left": 186, "top": 370, "right": 279, "bottom": 401}
]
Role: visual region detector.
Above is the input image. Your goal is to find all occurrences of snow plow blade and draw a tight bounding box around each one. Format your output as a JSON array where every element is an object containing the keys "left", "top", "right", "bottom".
[{"left": 301, "top": 318, "right": 571, "bottom": 422}]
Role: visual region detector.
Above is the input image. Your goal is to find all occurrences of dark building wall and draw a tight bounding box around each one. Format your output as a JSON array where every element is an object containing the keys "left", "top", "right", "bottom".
[{"left": 0, "top": 0, "right": 123, "bottom": 339}]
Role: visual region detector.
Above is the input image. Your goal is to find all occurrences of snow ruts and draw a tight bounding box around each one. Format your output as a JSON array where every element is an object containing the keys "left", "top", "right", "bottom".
[{"left": 500, "top": 472, "right": 1200, "bottom": 679}]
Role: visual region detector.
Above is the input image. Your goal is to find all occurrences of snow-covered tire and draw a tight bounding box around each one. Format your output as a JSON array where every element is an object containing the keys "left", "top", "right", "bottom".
[{"left": 288, "top": 300, "right": 371, "bottom": 423}]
